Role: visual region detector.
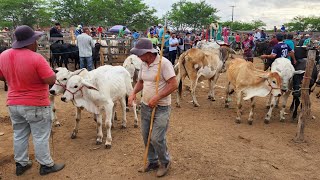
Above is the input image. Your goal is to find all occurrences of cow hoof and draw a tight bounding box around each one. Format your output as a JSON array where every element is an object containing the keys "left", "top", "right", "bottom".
[
  {"left": 193, "top": 103, "right": 200, "bottom": 107},
  {"left": 248, "top": 121, "right": 253, "bottom": 125},
  {"left": 126, "top": 107, "right": 130, "bottom": 112},
  {"left": 275, "top": 105, "right": 279, "bottom": 109},
  {"left": 134, "top": 124, "right": 139, "bottom": 128},
  {"left": 264, "top": 119, "right": 270, "bottom": 124},
  {"left": 235, "top": 119, "right": 241, "bottom": 124},
  {"left": 225, "top": 104, "right": 229, "bottom": 108},
  {"left": 280, "top": 119, "right": 285, "bottom": 123},
  {"left": 121, "top": 125, "right": 127, "bottom": 129},
  {"left": 96, "top": 141, "right": 102, "bottom": 145},
  {"left": 105, "top": 144, "right": 112, "bottom": 149},
  {"left": 71, "top": 132, "right": 77, "bottom": 139}
]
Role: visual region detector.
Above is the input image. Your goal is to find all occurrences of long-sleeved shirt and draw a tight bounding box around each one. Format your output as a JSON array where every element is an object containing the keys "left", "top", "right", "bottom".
[{"left": 77, "top": 33, "right": 95, "bottom": 57}]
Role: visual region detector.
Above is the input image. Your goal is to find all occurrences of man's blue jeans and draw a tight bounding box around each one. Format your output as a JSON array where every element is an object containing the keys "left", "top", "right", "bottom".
[
  {"left": 8, "top": 106, "right": 54, "bottom": 166},
  {"left": 80, "top": 56, "right": 93, "bottom": 71},
  {"left": 141, "top": 103, "right": 171, "bottom": 165}
]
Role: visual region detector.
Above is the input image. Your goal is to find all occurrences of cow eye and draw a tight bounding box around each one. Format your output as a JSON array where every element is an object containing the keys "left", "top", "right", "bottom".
[
  {"left": 74, "top": 85, "right": 78, "bottom": 88},
  {"left": 63, "top": 78, "right": 67, "bottom": 81},
  {"left": 272, "top": 80, "right": 276, "bottom": 84}
]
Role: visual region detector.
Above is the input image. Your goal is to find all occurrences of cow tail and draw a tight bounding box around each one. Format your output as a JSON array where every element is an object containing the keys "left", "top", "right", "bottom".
[{"left": 177, "top": 52, "right": 188, "bottom": 97}]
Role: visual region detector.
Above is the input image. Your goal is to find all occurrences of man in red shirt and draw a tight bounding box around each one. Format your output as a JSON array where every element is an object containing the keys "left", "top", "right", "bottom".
[
  {"left": 242, "top": 33, "right": 254, "bottom": 62},
  {"left": 0, "top": 25, "right": 64, "bottom": 176}
]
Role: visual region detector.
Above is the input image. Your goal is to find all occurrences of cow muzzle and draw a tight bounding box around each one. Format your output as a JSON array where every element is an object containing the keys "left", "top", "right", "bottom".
[
  {"left": 49, "top": 90, "right": 56, "bottom": 95},
  {"left": 61, "top": 97, "right": 67, "bottom": 102}
]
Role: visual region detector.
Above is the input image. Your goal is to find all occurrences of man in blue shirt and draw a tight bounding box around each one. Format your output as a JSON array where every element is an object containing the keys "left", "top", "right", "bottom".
[
  {"left": 284, "top": 34, "right": 295, "bottom": 60},
  {"left": 261, "top": 33, "right": 297, "bottom": 65}
]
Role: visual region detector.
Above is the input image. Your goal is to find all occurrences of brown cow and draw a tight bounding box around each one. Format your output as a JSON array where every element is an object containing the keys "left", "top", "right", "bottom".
[
  {"left": 176, "top": 48, "right": 223, "bottom": 107},
  {"left": 225, "top": 58, "right": 282, "bottom": 125}
]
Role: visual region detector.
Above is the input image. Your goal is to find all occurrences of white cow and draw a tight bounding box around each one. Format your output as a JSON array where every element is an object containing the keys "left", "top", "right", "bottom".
[
  {"left": 123, "top": 54, "right": 142, "bottom": 84},
  {"left": 264, "top": 58, "right": 304, "bottom": 122},
  {"left": 49, "top": 66, "right": 119, "bottom": 138},
  {"left": 61, "top": 66, "right": 138, "bottom": 148}
]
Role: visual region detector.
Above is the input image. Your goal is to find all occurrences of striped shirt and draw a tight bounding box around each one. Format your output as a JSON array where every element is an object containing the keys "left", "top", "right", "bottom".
[{"left": 77, "top": 33, "right": 95, "bottom": 57}]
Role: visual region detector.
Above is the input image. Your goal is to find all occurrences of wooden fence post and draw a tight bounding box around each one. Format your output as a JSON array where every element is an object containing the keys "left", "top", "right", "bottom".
[{"left": 294, "top": 49, "right": 316, "bottom": 142}]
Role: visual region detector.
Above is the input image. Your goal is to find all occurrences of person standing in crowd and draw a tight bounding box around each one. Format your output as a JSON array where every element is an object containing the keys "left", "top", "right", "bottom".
[
  {"left": 97, "top": 26, "right": 103, "bottom": 36},
  {"left": 274, "top": 26, "right": 277, "bottom": 32},
  {"left": 77, "top": 27, "right": 95, "bottom": 71},
  {"left": 132, "top": 29, "right": 140, "bottom": 46},
  {"left": 128, "top": 38, "right": 178, "bottom": 178},
  {"left": 242, "top": 33, "right": 255, "bottom": 62},
  {"left": 235, "top": 33, "right": 241, "bottom": 50},
  {"left": 176, "top": 34, "right": 184, "bottom": 57},
  {"left": 158, "top": 24, "right": 164, "bottom": 43},
  {"left": 228, "top": 33, "right": 235, "bottom": 49},
  {"left": 168, "top": 32, "right": 179, "bottom": 65},
  {"left": 148, "top": 33, "right": 159, "bottom": 48},
  {"left": 0, "top": 25, "right": 65, "bottom": 176},
  {"left": 303, "top": 34, "right": 312, "bottom": 47},
  {"left": 261, "top": 33, "right": 297, "bottom": 65},
  {"left": 118, "top": 26, "right": 126, "bottom": 38},
  {"left": 184, "top": 32, "right": 193, "bottom": 51},
  {"left": 284, "top": 34, "right": 295, "bottom": 60},
  {"left": 281, "top": 25, "right": 286, "bottom": 32},
  {"left": 163, "top": 31, "right": 171, "bottom": 59},
  {"left": 75, "top": 24, "right": 83, "bottom": 37},
  {"left": 260, "top": 30, "right": 266, "bottom": 41},
  {"left": 49, "top": 22, "right": 64, "bottom": 43},
  {"left": 253, "top": 29, "right": 261, "bottom": 42}
]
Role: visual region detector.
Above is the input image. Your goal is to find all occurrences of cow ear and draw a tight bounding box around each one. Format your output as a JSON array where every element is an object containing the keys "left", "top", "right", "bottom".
[
  {"left": 81, "top": 79, "right": 98, "bottom": 91},
  {"left": 293, "top": 70, "right": 305, "bottom": 75},
  {"left": 258, "top": 74, "right": 269, "bottom": 79},
  {"left": 72, "top": 68, "right": 86, "bottom": 75}
]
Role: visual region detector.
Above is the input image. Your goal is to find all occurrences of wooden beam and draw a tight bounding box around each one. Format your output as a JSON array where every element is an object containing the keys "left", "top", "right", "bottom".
[{"left": 294, "top": 49, "right": 316, "bottom": 142}]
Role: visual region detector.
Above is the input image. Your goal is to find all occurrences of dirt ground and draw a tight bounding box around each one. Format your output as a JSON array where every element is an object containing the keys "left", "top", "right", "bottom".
[{"left": 1, "top": 57, "right": 320, "bottom": 180}]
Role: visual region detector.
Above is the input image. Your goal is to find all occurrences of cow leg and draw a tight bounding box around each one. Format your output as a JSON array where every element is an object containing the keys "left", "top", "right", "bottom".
[
  {"left": 132, "top": 102, "right": 139, "bottom": 128},
  {"left": 191, "top": 76, "right": 200, "bottom": 107},
  {"left": 96, "top": 113, "right": 103, "bottom": 145},
  {"left": 208, "top": 73, "right": 220, "bottom": 101},
  {"left": 266, "top": 95, "right": 272, "bottom": 109},
  {"left": 264, "top": 96, "right": 277, "bottom": 124},
  {"left": 176, "top": 72, "right": 185, "bottom": 108},
  {"left": 105, "top": 103, "right": 114, "bottom": 149},
  {"left": 292, "top": 97, "right": 300, "bottom": 122},
  {"left": 225, "top": 82, "right": 232, "bottom": 108},
  {"left": 71, "top": 107, "right": 82, "bottom": 139},
  {"left": 235, "top": 91, "right": 242, "bottom": 123},
  {"left": 120, "top": 97, "right": 127, "bottom": 129},
  {"left": 49, "top": 95, "right": 60, "bottom": 127},
  {"left": 111, "top": 105, "right": 116, "bottom": 129},
  {"left": 280, "top": 91, "right": 290, "bottom": 122},
  {"left": 248, "top": 97, "right": 256, "bottom": 125}
]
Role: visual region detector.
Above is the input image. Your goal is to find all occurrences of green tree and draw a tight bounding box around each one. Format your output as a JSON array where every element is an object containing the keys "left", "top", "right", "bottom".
[
  {"left": 166, "top": 0, "right": 219, "bottom": 31},
  {"left": 284, "top": 16, "right": 309, "bottom": 32},
  {"left": 222, "top": 20, "right": 266, "bottom": 31},
  {"left": 50, "top": 0, "right": 158, "bottom": 30},
  {"left": 0, "top": 0, "right": 47, "bottom": 28}
]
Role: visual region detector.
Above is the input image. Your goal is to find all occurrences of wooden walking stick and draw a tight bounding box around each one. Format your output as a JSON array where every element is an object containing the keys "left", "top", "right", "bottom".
[{"left": 143, "top": 21, "right": 167, "bottom": 168}]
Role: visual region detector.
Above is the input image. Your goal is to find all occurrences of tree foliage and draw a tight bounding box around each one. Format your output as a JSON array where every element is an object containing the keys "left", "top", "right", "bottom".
[
  {"left": 285, "top": 16, "right": 320, "bottom": 32},
  {"left": 0, "top": 0, "right": 158, "bottom": 31},
  {"left": 0, "top": 0, "right": 49, "bottom": 28},
  {"left": 166, "top": 0, "right": 219, "bottom": 31},
  {"left": 221, "top": 20, "right": 266, "bottom": 31}
]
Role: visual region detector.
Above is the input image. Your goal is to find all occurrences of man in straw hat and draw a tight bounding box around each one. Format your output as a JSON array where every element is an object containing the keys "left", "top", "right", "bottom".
[
  {"left": 0, "top": 25, "right": 65, "bottom": 176},
  {"left": 128, "top": 38, "right": 178, "bottom": 177}
]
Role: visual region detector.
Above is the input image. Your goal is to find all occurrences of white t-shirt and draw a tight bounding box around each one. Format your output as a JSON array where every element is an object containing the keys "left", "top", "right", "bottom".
[
  {"left": 169, "top": 38, "right": 179, "bottom": 51},
  {"left": 138, "top": 55, "right": 176, "bottom": 106}
]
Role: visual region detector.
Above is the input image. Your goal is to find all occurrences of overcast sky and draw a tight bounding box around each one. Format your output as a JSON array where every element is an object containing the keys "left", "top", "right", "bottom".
[{"left": 143, "top": 0, "right": 320, "bottom": 29}]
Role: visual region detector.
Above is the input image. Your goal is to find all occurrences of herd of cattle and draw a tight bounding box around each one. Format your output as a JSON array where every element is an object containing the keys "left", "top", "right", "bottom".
[{"left": 1, "top": 39, "right": 320, "bottom": 148}]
